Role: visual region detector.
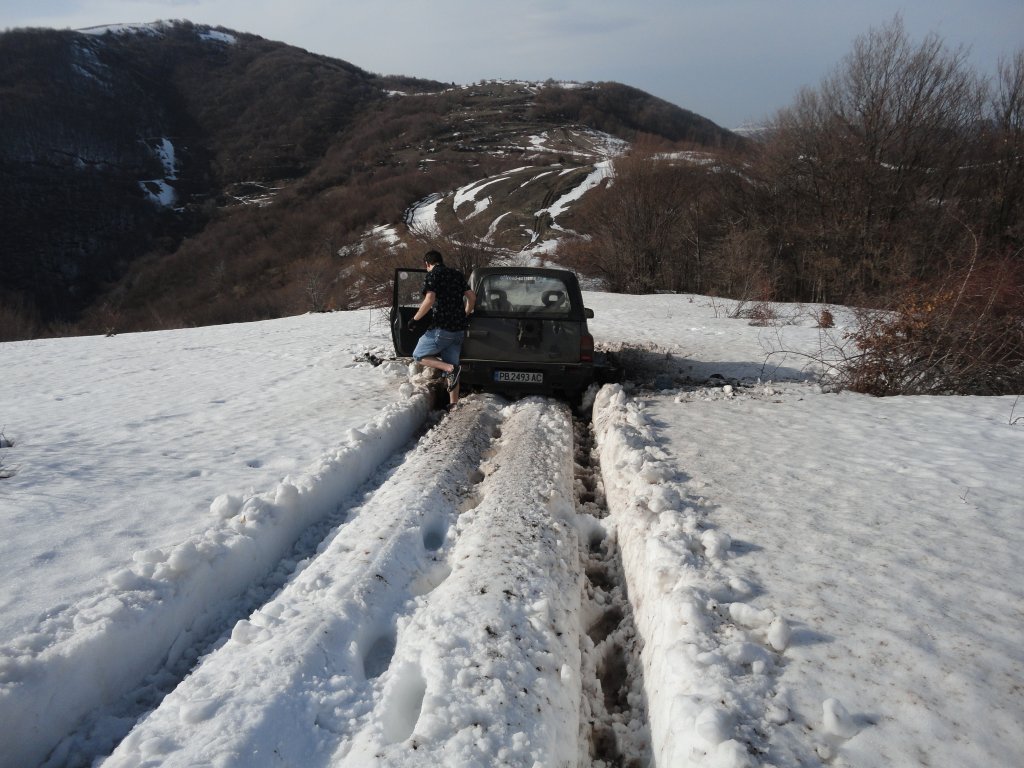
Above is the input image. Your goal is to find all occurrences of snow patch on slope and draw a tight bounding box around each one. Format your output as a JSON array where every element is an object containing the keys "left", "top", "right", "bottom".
[{"left": 138, "top": 137, "right": 178, "bottom": 207}]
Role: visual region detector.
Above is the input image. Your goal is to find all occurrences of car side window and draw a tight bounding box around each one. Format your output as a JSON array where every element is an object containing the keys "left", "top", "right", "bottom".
[{"left": 395, "top": 270, "right": 424, "bottom": 307}]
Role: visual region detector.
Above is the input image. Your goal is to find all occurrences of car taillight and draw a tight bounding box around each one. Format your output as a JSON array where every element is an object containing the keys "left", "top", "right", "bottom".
[{"left": 580, "top": 333, "right": 594, "bottom": 362}]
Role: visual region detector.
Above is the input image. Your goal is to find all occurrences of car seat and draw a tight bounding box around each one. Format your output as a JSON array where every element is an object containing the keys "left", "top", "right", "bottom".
[
  {"left": 541, "top": 290, "right": 566, "bottom": 310},
  {"left": 487, "top": 289, "right": 512, "bottom": 313}
]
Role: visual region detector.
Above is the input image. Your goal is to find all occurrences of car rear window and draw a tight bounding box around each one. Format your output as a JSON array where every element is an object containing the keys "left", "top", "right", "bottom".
[{"left": 476, "top": 274, "right": 572, "bottom": 316}]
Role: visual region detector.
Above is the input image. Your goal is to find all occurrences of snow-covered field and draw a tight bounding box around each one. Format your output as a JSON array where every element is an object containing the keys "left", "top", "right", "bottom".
[{"left": 1, "top": 293, "right": 1021, "bottom": 767}]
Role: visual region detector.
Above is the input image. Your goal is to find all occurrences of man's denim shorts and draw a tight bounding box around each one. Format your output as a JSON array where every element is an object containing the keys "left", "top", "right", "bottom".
[{"left": 412, "top": 328, "right": 465, "bottom": 366}]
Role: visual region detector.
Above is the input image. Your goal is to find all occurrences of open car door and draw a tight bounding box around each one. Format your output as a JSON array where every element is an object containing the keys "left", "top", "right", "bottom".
[{"left": 390, "top": 268, "right": 428, "bottom": 356}]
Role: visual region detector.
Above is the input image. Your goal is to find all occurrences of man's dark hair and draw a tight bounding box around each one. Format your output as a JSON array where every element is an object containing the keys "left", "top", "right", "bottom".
[{"left": 424, "top": 250, "right": 444, "bottom": 266}]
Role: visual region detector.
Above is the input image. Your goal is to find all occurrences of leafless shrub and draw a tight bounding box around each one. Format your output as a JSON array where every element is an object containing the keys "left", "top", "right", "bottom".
[
  {"left": 706, "top": 296, "right": 728, "bottom": 318},
  {"left": 300, "top": 260, "right": 332, "bottom": 313},
  {"left": 743, "top": 302, "right": 779, "bottom": 327},
  {"left": 209, "top": 259, "right": 228, "bottom": 294},
  {"left": 95, "top": 301, "right": 123, "bottom": 337},
  {"left": 828, "top": 250, "right": 1024, "bottom": 395}
]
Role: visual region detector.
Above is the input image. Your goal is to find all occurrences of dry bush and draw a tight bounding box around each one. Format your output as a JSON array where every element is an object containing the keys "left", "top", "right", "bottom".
[
  {"left": 834, "top": 253, "right": 1024, "bottom": 395},
  {"left": 0, "top": 428, "right": 15, "bottom": 479},
  {"left": 742, "top": 301, "right": 779, "bottom": 327}
]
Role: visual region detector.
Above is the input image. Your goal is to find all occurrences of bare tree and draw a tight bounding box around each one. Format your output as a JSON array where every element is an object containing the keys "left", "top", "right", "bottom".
[
  {"left": 985, "top": 49, "right": 1024, "bottom": 245},
  {"left": 301, "top": 260, "right": 331, "bottom": 313},
  {"left": 756, "top": 16, "right": 986, "bottom": 300},
  {"left": 558, "top": 147, "right": 720, "bottom": 294}
]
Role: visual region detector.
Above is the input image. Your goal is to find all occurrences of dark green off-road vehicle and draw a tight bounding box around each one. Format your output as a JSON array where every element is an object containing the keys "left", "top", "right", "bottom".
[{"left": 391, "top": 266, "right": 609, "bottom": 399}]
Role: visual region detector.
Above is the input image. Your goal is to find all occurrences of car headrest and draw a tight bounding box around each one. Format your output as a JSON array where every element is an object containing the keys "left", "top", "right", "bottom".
[{"left": 541, "top": 290, "right": 565, "bottom": 307}]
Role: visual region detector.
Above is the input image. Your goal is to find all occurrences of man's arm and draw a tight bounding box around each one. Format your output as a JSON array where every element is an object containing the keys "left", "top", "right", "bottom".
[
  {"left": 412, "top": 291, "right": 435, "bottom": 322},
  {"left": 464, "top": 289, "right": 476, "bottom": 316}
]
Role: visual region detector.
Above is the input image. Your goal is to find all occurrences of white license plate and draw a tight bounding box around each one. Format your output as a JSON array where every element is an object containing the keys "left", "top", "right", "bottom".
[{"left": 495, "top": 370, "right": 544, "bottom": 384}]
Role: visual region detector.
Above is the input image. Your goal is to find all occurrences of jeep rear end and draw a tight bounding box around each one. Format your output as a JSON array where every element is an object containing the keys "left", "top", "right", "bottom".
[
  {"left": 391, "top": 266, "right": 599, "bottom": 400},
  {"left": 460, "top": 268, "right": 595, "bottom": 397}
]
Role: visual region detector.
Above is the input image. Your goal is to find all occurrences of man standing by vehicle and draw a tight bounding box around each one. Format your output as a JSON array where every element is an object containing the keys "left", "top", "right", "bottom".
[{"left": 408, "top": 250, "right": 475, "bottom": 410}]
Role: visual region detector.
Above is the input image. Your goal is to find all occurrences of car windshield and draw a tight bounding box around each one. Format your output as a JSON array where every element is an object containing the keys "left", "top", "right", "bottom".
[{"left": 476, "top": 274, "right": 572, "bottom": 316}]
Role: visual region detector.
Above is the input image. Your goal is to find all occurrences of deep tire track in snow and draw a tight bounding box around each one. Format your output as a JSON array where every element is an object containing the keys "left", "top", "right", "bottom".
[
  {"left": 574, "top": 414, "right": 652, "bottom": 768},
  {"left": 43, "top": 442, "right": 419, "bottom": 767},
  {"left": 100, "top": 396, "right": 592, "bottom": 767},
  {"left": 102, "top": 397, "right": 502, "bottom": 766},
  {"left": 592, "top": 384, "right": 797, "bottom": 765},
  {"left": 58, "top": 393, "right": 655, "bottom": 767}
]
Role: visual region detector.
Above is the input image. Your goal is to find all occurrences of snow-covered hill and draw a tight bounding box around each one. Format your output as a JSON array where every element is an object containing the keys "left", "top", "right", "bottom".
[{"left": 1, "top": 293, "right": 1021, "bottom": 767}]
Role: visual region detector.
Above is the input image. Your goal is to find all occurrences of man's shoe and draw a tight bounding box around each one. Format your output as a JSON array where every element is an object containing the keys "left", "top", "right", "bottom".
[{"left": 446, "top": 364, "right": 461, "bottom": 392}]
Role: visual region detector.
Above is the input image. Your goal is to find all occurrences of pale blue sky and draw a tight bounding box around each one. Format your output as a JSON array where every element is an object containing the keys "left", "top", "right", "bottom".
[{"left": 2, "top": 0, "right": 1021, "bottom": 127}]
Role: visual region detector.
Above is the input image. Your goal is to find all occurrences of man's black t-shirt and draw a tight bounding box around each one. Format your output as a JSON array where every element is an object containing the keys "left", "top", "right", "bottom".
[{"left": 423, "top": 265, "right": 471, "bottom": 331}]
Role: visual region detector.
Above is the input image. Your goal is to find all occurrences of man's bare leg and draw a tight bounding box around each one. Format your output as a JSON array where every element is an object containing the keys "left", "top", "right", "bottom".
[
  {"left": 417, "top": 356, "right": 455, "bottom": 374},
  {"left": 417, "top": 356, "right": 461, "bottom": 405}
]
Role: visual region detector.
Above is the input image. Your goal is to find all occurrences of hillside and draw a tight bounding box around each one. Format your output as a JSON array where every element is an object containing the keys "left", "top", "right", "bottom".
[{"left": 0, "top": 21, "right": 739, "bottom": 338}]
